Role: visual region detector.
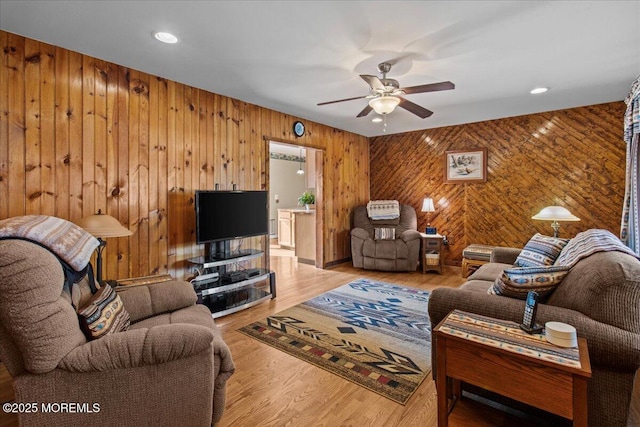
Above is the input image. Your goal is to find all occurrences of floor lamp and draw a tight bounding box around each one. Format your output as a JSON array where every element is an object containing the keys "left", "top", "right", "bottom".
[
  {"left": 76, "top": 210, "right": 132, "bottom": 283},
  {"left": 531, "top": 206, "right": 580, "bottom": 237}
]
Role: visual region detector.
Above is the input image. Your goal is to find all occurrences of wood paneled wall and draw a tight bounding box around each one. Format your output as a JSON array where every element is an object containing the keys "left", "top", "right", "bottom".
[
  {"left": 370, "top": 102, "right": 627, "bottom": 265},
  {"left": 0, "top": 31, "right": 370, "bottom": 279}
]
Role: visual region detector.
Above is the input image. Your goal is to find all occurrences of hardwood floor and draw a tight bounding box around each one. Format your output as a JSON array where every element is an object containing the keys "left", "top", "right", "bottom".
[
  {"left": 214, "top": 255, "right": 549, "bottom": 427},
  {"left": 214, "top": 255, "right": 463, "bottom": 427},
  {"left": 1, "top": 253, "right": 637, "bottom": 426}
]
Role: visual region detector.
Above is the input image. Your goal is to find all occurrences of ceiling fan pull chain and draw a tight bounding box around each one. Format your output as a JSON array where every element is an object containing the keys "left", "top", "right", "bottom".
[{"left": 383, "top": 115, "right": 387, "bottom": 132}]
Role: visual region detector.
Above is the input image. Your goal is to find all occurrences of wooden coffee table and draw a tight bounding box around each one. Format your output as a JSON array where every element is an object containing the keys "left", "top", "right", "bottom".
[{"left": 433, "top": 310, "right": 591, "bottom": 426}]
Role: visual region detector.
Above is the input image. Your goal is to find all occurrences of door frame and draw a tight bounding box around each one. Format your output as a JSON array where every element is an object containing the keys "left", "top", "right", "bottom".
[{"left": 264, "top": 136, "right": 325, "bottom": 268}]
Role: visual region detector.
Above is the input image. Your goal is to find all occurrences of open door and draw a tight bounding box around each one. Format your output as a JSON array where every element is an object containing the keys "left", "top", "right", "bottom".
[{"left": 267, "top": 140, "right": 324, "bottom": 269}]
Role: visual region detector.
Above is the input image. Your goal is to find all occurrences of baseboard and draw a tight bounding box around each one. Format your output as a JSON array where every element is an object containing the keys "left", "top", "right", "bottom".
[{"left": 324, "top": 257, "right": 351, "bottom": 269}]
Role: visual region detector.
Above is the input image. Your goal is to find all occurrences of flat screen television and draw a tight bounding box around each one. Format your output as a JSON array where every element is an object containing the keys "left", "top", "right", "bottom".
[{"left": 195, "top": 190, "right": 268, "bottom": 259}]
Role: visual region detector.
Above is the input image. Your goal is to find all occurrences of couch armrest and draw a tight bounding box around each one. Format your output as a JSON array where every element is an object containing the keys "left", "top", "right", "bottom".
[
  {"left": 117, "top": 280, "right": 197, "bottom": 323},
  {"left": 213, "top": 331, "right": 236, "bottom": 385},
  {"left": 350, "top": 227, "right": 370, "bottom": 241},
  {"left": 400, "top": 229, "right": 421, "bottom": 243},
  {"left": 490, "top": 247, "right": 521, "bottom": 264},
  {"left": 429, "top": 288, "right": 526, "bottom": 328},
  {"left": 59, "top": 323, "right": 214, "bottom": 372},
  {"left": 351, "top": 227, "right": 371, "bottom": 269},
  {"left": 429, "top": 288, "right": 640, "bottom": 370}
]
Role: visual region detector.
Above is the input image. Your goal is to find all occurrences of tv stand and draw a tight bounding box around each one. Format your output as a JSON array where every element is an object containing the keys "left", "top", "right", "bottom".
[
  {"left": 204, "top": 240, "right": 258, "bottom": 262},
  {"left": 189, "top": 246, "right": 275, "bottom": 319},
  {"left": 205, "top": 240, "right": 230, "bottom": 261}
]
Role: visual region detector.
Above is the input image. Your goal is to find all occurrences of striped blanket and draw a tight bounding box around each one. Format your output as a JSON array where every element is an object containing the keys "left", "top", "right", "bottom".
[
  {"left": 367, "top": 200, "right": 400, "bottom": 220},
  {"left": 555, "top": 229, "right": 639, "bottom": 268},
  {"left": 0, "top": 215, "right": 99, "bottom": 271}
]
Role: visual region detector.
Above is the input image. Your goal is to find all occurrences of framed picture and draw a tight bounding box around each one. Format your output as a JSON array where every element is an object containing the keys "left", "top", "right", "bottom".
[{"left": 444, "top": 148, "right": 487, "bottom": 184}]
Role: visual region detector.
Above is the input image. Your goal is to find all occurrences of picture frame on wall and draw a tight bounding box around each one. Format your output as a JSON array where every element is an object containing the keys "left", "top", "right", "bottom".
[{"left": 444, "top": 148, "right": 487, "bottom": 184}]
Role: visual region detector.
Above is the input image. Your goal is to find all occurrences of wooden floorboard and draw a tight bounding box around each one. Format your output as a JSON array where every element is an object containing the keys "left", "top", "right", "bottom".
[{"left": 1, "top": 251, "right": 637, "bottom": 426}]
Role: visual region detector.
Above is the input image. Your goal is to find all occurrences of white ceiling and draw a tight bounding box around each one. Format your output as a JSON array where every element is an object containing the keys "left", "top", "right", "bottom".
[{"left": 1, "top": 1, "right": 639, "bottom": 138}]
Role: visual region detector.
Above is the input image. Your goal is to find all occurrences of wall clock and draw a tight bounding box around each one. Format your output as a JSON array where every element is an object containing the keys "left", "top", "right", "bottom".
[{"left": 293, "top": 121, "right": 305, "bottom": 137}]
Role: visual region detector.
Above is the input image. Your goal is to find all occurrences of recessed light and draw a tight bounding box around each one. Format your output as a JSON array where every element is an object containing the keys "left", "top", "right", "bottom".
[
  {"left": 153, "top": 31, "right": 178, "bottom": 44},
  {"left": 530, "top": 87, "right": 549, "bottom": 95},
  {"left": 372, "top": 117, "right": 383, "bottom": 123}
]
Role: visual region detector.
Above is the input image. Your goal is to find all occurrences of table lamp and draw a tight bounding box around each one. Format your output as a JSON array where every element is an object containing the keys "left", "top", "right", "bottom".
[
  {"left": 75, "top": 210, "right": 132, "bottom": 283},
  {"left": 531, "top": 206, "right": 580, "bottom": 237},
  {"left": 422, "top": 197, "right": 436, "bottom": 234}
]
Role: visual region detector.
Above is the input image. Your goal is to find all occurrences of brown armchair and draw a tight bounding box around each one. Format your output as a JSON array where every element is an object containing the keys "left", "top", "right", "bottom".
[
  {"left": 0, "top": 238, "right": 235, "bottom": 427},
  {"left": 350, "top": 204, "right": 421, "bottom": 271}
]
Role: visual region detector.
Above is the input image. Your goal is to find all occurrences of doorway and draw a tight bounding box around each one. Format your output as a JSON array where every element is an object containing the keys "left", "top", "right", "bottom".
[{"left": 268, "top": 141, "right": 323, "bottom": 268}]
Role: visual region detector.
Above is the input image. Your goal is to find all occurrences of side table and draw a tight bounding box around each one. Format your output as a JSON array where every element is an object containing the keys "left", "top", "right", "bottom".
[
  {"left": 461, "top": 244, "right": 496, "bottom": 278},
  {"left": 434, "top": 310, "right": 591, "bottom": 426},
  {"left": 420, "top": 232, "right": 444, "bottom": 273}
]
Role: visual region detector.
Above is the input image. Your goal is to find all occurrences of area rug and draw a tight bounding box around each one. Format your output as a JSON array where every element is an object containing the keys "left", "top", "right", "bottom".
[{"left": 238, "top": 278, "right": 432, "bottom": 404}]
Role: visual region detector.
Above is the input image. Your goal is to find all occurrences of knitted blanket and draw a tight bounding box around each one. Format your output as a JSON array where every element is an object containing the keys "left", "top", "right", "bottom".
[
  {"left": 367, "top": 200, "right": 400, "bottom": 220},
  {"left": 0, "top": 215, "right": 99, "bottom": 271},
  {"left": 555, "top": 229, "right": 639, "bottom": 268}
]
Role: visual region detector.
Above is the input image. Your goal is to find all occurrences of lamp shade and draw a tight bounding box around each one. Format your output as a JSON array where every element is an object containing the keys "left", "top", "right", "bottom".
[
  {"left": 369, "top": 96, "right": 400, "bottom": 115},
  {"left": 421, "top": 198, "right": 435, "bottom": 212},
  {"left": 531, "top": 206, "right": 580, "bottom": 222},
  {"left": 75, "top": 211, "right": 133, "bottom": 238}
]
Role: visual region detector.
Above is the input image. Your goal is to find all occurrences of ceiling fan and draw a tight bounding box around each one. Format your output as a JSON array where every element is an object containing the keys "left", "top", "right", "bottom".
[{"left": 318, "top": 62, "right": 454, "bottom": 119}]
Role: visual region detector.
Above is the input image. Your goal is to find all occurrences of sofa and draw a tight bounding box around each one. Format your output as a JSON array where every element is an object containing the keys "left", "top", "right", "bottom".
[
  {"left": 428, "top": 236, "right": 640, "bottom": 427},
  {"left": 350, "top": 204, "right": 421, "bottom": 271},
  {"left": 0, "top": 237, "right": 235, "bottom": 426}
]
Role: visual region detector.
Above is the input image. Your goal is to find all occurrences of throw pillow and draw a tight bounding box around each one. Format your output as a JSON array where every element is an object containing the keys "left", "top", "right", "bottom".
[
  {"left": 77, "top": 284, "right": 130, "bottom": 340},
  {"left": 374, "top": 227, "right": 396, "bottom": 240},
  {"left": 488, "top": 265, "right": 571, "bottom": 300},
  {"left": 515, "top": 233, "right": 570, "bottom": 267}
]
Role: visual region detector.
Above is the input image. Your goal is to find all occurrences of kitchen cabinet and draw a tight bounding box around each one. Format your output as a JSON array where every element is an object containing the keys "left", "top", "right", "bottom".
[
  {"left": 278, "top": 209, "right": 295, "bottom": 249},
  {"left": 294, "top": 210, "right": 316, "bottom": 265}
]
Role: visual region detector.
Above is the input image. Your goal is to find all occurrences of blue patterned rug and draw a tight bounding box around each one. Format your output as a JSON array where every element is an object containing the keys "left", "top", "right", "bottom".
[{"left": 238, "top": 278, "right": 431, "bottom": 404}]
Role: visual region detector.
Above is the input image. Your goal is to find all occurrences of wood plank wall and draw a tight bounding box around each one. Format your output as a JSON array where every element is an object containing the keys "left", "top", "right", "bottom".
[
  {"left": 370, "top": 102, "right": 627, "bottom": 265},
  {"left": 0, "top": 31, "right": 370, "bottom": 279}
]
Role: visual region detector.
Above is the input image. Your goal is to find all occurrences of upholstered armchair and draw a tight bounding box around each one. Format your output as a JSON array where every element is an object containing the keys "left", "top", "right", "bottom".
[
  {"left": 350, "top": 204, "right": 421, "bottom": 271},
  {"left": 0, "top": 237, "right": 235, "bottom": 427}
]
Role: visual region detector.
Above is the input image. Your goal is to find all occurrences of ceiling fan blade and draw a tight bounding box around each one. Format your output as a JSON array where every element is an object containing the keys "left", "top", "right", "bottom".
[
  {"left": 317, "top": 95, "right": 368, "bottom": 106},
  {"left": 360, "top": 74, "right": 384, "bottom": 91},
  {"left": 398, "top": 97, "right": 433, "bottom": 119},
  {"left": 356, "top": 104, "right": 373, "bottom": 118},
  {"left": 401, "top": 81, "right": 455, "bottom": 95}
]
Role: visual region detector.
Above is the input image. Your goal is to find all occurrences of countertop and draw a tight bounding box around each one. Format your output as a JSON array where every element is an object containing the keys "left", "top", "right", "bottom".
[{"left": 278, "top": 208, "right": 315, "bottom": 214}]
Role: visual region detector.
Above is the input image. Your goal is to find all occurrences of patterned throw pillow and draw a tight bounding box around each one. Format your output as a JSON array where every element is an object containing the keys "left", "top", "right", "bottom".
[
  {"left": 488, "top": 265, "right": 571, "bottom": 300},
  {"left": 374, "top": 227, "right": 396, "bottom": 240},
  {"left": 78, "top": 284, "right": 130, "bottom": 340},
  {"left": 515, "top": 233, "right": 570, "bottom": 267}
]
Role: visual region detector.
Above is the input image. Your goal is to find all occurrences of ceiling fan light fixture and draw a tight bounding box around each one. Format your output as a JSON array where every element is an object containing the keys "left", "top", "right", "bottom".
[{"left": 369, "top": 96, "right": 400, "bottom": 115}]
